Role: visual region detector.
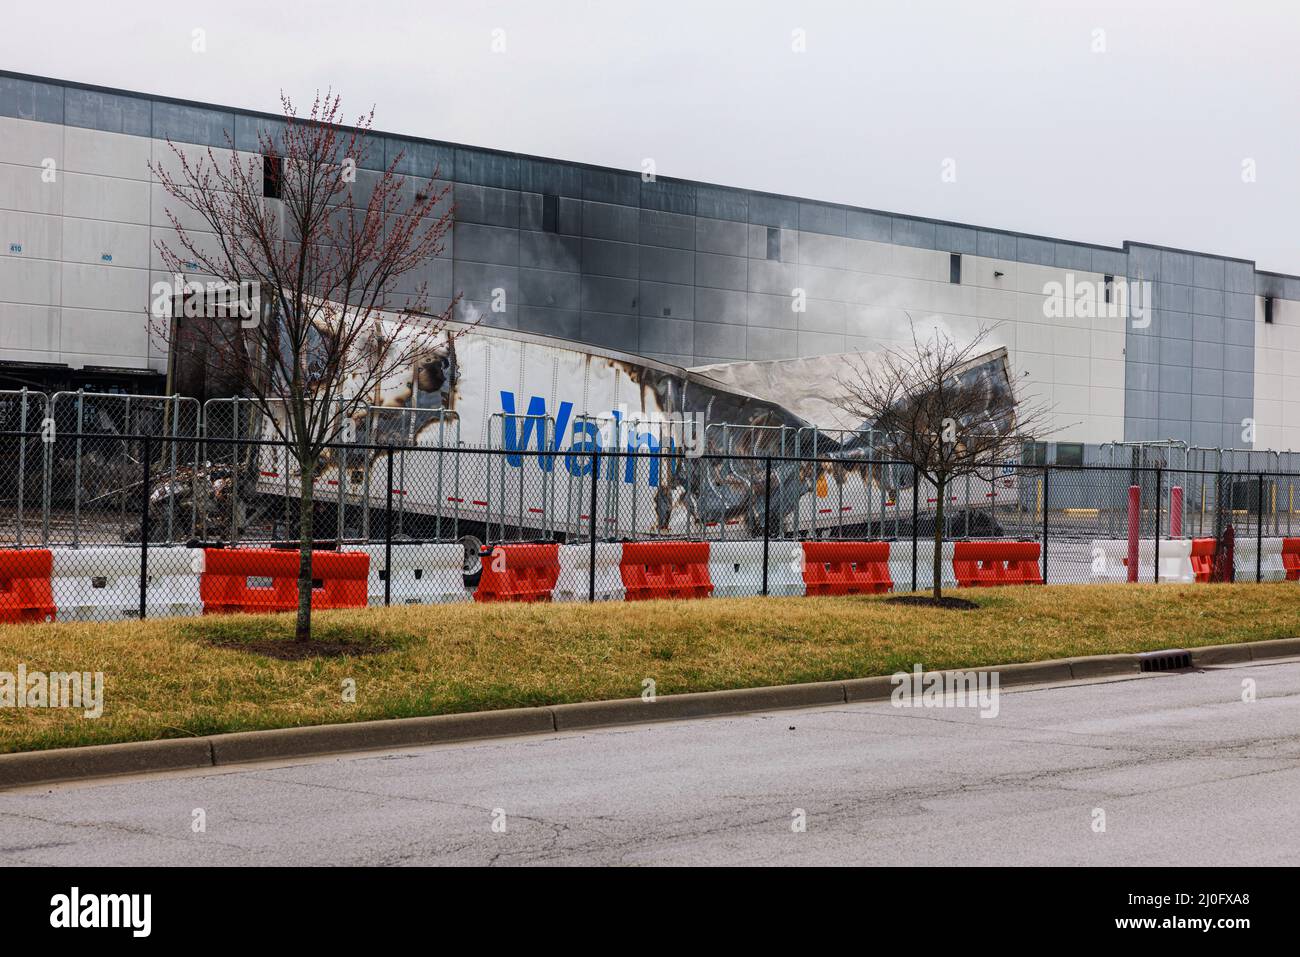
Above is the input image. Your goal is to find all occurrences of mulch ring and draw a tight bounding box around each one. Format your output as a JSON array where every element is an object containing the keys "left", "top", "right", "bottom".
[
  {"left": 203, "top": 638, "right": 394, "bottom": 661},
  {"left": 883, "top": 595, "right": 980, "bottom": 611}
]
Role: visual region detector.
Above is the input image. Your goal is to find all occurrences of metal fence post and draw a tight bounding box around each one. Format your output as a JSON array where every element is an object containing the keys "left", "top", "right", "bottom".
[
  {"left": 1153, "top": 466, "right": 1162, "bottom": 585},
  {"left": 139, "top": 434, "right": 151, "bottom": 620},
  {"left": 1257, "top": 472, "right": 1265, "bottom": 583},
  {"left": 41, "top": 410, "right": 52, "bottom": 546},
  {"left": 16, "top": 390, "right": 27, "bottom": 547},
  {"left": 589, "top": 449, "right": 599, "bottom": 603},
  {"left": 336, "top": 439, "right": 346, "bottom": 546},
  {"left": 73, "top": 392, "right": 84, "bottom": 546},
  {"left": 911, "top": 466, "right": 919, "bottom": 592},
  {"left": 230, "top": 402, "right": 239, "bottom": 547},
  {"left": 762, "top": 456, "right": 772, "bottom": 597},
  {"left": 384, "top": 446, "right": 394, "bottom": 607},
  {"left": 1041, "top": 465, "right": 1049, "bottom": 585}
]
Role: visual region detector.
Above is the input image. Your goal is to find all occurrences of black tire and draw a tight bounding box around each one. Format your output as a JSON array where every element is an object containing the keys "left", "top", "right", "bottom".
[{"left": 460, "top": 534, "right": 484, "bottom": 589}]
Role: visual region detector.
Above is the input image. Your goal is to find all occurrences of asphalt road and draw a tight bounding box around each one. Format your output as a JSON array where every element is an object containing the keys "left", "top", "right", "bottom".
[{"left": 3, "top": 658, "right": 1299, "bottom": 866}]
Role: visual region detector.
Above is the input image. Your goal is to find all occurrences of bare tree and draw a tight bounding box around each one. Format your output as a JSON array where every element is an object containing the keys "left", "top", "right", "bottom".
[
  {"left": 837, "top": 321, "right": 1051, "bottom": 600},
  {"left": 151, "top": 91, "right": 458, "bottom": 640}
]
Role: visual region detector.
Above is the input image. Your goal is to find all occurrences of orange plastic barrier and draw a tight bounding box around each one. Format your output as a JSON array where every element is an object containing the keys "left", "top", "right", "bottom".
[
  {"left": 619, "top": 542, "right": 713, "bottom": 601},
  {"left": 1189, "top": 538, "right": 1216, "bottom": 583},
  {"left": 200, "top": 548, "right": 369, "bottom": 614},
  {"left": 474, "top": 543, "right": 561, "bottom": 603},
  {"left": 1282, "top": 538, "right": 1300, "bottom": 581},
  {"left": 952, "top": 541, "right": 1044, "bottom": 587},
  {"left": 801, "top": 541, "right": 892, "bottom": 596},
  {"left": 0, "top": 549, "right": 56, "bottom": 623}
]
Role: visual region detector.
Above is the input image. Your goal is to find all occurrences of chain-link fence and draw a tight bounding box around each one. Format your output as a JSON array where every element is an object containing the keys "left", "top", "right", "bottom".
[
  {"left": 3, "top": 419, "right": 1300, "bottom": 622},
  {"left": 0, "top": 390, "right": 48, "bottom": 547},
  {"left": 38, "top": 392, "right": 203, "bottom": 547}
]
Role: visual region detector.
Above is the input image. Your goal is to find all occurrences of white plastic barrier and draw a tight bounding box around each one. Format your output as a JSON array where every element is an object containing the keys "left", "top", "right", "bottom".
[
  {"left": 1090, "top": 540, "right": 1128, "bottom": 582},
  {"left": 554, "top": 543, "right": 625, "bottom": 602},
  {"left": 51, "top": 546, "right": 203, "bottom": 621},
  {"left": 347, "top": 543, "right": 469, "bottom": 605},
  {"left": 708, "top": 541, "right": 764, "bottom": 598},
  {"left": 707, "top": 541, "right": 811, "bottom": 598},
  {"left": 1089, "top": 539, "right": 1195, "bottom": 583},
  {"left": 887, "top": 540, "right": 956, "bottom": 592},
  {"left": 766, "top": 541, "right": 808, "bottom": 597},
  {"left": 1233, "top": 537, "right": 1287, "bottom": 582}
]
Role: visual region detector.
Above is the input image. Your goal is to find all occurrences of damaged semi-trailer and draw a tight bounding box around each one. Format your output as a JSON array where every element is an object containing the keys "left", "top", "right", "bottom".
[
  {"left": 169, "top": 303, "right": 1022, "bottom": 556},
  {"left": 159, "top": 283, "right": 1024, "bottom": 564}
]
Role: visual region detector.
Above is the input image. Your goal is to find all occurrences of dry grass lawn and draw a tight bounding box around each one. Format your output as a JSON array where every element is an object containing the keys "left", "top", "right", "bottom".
[{"left": 1, "top": 582, "right": 1297, "bottom": 753}]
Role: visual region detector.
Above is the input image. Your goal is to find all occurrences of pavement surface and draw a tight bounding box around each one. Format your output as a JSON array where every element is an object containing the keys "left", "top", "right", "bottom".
[{"left": 2, "top": 658, "right": 1299, "bottom": 866}]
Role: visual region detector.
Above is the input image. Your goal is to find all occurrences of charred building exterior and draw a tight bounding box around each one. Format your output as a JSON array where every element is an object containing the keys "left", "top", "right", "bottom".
[{"left": 3, "top": 70, "right": 1300, "bottom": 459}]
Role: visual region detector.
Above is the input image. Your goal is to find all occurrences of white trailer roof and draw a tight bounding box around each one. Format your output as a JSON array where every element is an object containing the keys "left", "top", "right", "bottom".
[{"left": 688, "top": 346, "right": 1012, "bottom": 433}]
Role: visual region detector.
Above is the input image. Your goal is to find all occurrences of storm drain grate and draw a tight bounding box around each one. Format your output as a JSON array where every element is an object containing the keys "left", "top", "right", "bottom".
[{"left": 1139, "top": 650, "right": 1193, "bottom": 673}]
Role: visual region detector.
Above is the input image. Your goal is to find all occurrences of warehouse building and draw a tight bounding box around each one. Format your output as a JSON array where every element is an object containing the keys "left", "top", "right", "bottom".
[{"left": 2, "top": 70, "right": 1299, "bottom": 456}]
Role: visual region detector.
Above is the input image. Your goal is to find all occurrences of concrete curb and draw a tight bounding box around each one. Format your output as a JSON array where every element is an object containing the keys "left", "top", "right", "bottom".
[
  {"left": 0, "top": 738, "right": 213, "bottom": 789},
  {"left": 209, "top": 707, "right": 556, "bottom": 766},
  {"left": 1242, "top": 637, "right": 1300, "bottom": 660},
  {"left": 842, "top": 674, "right": 897, "bottom": 703},
  {"left": 1189, "top": 642, "right": 1255, "bottom": 667},
  {"left": 989, "top": 659, "right": 1076, "bottom": 686},
  {"left": 1065, "top": 654, "right": 1143, "bottom": 679},
  {"left": 3, "top": 638, "right": 1298, "bottom": 791},
  {"left": 551, "top": 679, "right": 846, "bottom": 731}
]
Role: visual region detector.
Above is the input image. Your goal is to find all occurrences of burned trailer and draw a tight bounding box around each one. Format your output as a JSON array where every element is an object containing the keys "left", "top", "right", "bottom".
[
  {"left": 251, "top": 319, "right": 821, "bottom": 544},
  {"left": 231, "top": 313, "right": 1023, "bottom": 545}
]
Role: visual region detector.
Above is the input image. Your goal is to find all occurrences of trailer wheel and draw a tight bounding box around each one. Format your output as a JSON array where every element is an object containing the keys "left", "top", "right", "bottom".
[{"left": 460, "top": 535, "right": 484, "bottom": 589}]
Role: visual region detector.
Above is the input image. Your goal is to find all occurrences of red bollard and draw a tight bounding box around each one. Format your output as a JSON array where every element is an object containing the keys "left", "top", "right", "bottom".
[
  {"left": 1170, "top": 486, "right": 1183, "bottom": 538},
  {"left": 1127, "top": 485, "right": 1140, "bottom": 583}
]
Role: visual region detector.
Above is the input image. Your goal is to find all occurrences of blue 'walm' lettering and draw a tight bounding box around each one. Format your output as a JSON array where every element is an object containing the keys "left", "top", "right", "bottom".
[
  {"left": 498, "top": 391, "right": 666, "bottom": 486},
  {"left": 499, "top": 391, "right": 572, "bottom": 471}
]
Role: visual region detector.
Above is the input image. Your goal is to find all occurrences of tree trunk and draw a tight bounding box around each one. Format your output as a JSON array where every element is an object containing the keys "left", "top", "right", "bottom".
[
  {"left": 932, "top": 475, "right": 945, "bottom": 601},
  {"left": 296, "top": 468, "right": 314, "bottom": 641}
]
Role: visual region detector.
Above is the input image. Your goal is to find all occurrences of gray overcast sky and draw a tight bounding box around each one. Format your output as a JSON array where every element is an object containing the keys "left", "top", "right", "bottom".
[{"left": 5, "top": 1, "right": 1299, "bottom": 272}]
